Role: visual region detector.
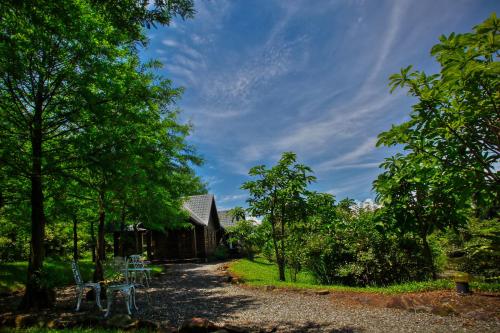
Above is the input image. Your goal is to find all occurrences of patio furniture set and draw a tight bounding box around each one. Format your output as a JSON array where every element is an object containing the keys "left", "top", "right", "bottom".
[{"left": 71, "top": 255, "right": 152, "bottom": 317}]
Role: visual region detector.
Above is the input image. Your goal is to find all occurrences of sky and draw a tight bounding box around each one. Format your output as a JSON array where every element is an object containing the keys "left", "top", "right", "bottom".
[{"left": 140, "top": 0, "right": 499, "bottom": 210}]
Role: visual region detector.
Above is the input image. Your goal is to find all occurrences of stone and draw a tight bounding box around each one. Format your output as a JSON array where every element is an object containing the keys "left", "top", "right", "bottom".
[
  {"left": 315, "top": 290, "right": 330, "bottom": 295},
  {"left": 265, "top": 285, "right": 275, "bottom": 291},
  {"left": 158, "top": 326, "right": 179, "bottom": 333},
  {"left": 431, "top": 303, "right": 457, "bottom": 317},
  {"left": 223, "top": 324, "right": 252, "bottom": 333},
  {"left": 105, "top": 314, "right": 137, "bottom": 329},
  {"left": 136, "top": 319, "right": 161, "bottom": 330},
  {"left": 179, "top": 317, "right": 219, "bottom": 333},
  {"left": 413, "top": 305, "right": 432, "bottom": 313},
  {"left": 0, "top": 312, "right": 15, "bottom": 327},
  {"left": 464, "top": 310, "right": 490, "bottom": 321},
  {"left": 14, "top": 314, "right": 37, "bottom": 328}
]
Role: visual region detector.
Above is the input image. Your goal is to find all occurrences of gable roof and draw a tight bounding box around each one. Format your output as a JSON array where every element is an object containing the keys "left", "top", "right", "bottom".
[
  {"left": 218, "top": 210, "right": 236, "bottom": 229},
  {"left": 182, "top": 194, "right": 216, "bottom": 226}
]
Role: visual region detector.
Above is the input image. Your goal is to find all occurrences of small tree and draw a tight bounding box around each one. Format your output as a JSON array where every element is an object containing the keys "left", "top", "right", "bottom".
[
  {"left": 227, "top": 219, "right": 257, "bottom": 259},
  {"left": 242, "top": 152, "right": 315, "bottom": 281}
]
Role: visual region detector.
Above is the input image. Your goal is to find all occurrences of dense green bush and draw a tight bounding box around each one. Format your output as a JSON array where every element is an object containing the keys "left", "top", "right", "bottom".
[
  {"left": 442, "top": 218, "right": 500, "bottom": 281},
  {"left": 300, "top": 209, "right": 435, "bottom": 286}
]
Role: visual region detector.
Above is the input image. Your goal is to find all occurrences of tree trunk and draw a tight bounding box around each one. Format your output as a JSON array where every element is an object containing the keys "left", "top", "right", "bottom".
[
  {"left": 134, "top": 224, "right": 139, "bottom": 253},
  {"left": 72, "top": 214, "right": 78, "bottom": 261},
  {"left": 93, "top": 191, "right": 106, "bottom": 283},
  {"left": 113, "top": 232, "right": 120, "bottom": 257},
  {"left": 90, "top": 219, "right": 96, "bottom": 262},
  {"left": 146, "top": 231, "right": 152, "bottom": 260},
  {"left": 269, "top": 215, "right": 285, "bottom": 281},
  {"left": 20, "top": 106, "right": 52, "bottom": 310},
  {"left": 421, "top": 233, "right": 437, "bottom": 280},
  {"left": 277, "top": 256, "right": 286, "bottom": 281},
  {"left": 120, "top": 203, "right": 126, "bottom": 257}
]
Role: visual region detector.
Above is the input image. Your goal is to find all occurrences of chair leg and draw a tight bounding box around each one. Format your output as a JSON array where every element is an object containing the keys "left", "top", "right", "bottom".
[
  {"left": 95, "top": 285, "right": 102, "bottom": 310},
  {"left": 105, "top": 290, "right": 113, "bottom": 317},
  {"left": 125, "top": 290, "right": 132, "bottom": 315},
  {"left": 132, "top": 286, "right": 138, "bottom": 310},
  {"left": 76, "top": 287, "right": 83, "bottom": 312}
]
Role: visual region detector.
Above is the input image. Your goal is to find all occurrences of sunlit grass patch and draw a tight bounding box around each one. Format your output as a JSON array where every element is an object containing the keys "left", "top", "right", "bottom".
[{"left": 229, "top": 256, "right": 500, "bottom": 294}]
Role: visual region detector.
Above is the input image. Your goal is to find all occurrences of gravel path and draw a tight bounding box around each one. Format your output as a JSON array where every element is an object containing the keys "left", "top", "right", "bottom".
[{"left": 134, "top": 262, "right": 499, "bottom": 333}]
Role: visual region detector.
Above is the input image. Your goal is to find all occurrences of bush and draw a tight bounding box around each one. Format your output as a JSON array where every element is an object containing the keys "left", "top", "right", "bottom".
[
  {"left": 442, "top": 218, "right": 500, "bottom": 281},
  {"left": 212, "top": 244, "right": 229, "bottom": 260},
  {"left": 301, "top": 209, "right": 433, "bottom": 286}
]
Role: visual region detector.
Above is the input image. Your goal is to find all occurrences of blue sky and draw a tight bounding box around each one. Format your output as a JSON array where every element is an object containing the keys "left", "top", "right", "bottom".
[{"left": 140, "top": 0, "right": 498, "bottom": 210}]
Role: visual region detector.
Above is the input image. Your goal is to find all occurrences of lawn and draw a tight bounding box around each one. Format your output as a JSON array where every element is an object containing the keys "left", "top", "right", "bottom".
[
  {"left": 228, "top": 256, "right": 500, "bottom": 294},
  {"left": 0, "top": 259, "right": 163, "bottom": 293}
]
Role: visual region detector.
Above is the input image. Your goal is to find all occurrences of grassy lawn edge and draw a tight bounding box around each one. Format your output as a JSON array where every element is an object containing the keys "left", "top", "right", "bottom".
[
  {"left": 0, "top": 260, "right": 164, "bottom": 294},
  {"left": 227, "top": 257, "right": 500, "bottom": 294}
]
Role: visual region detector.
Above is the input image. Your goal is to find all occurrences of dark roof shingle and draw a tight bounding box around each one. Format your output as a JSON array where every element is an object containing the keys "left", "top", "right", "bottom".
[{"left": 182, "top": 194, "right": 214, "bottom": 226}]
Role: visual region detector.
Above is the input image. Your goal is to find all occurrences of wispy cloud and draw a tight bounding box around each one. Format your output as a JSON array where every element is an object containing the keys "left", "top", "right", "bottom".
[
  {"left": 317, "top": 137, "right": 379, "bottom": 172},
  {"left": 140, "top": 0, "right": 493, "bottom": 206}
]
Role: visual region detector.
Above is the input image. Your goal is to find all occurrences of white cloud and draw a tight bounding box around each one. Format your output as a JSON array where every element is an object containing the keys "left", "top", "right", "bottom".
[{"left": 317, "top": 137, "right": 379, "bottom": 172}]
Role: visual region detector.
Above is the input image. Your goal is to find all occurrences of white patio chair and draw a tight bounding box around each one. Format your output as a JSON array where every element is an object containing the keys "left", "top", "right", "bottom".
[
  {"left": 128, "top": 254, "right": 152, "bottom": 287},
  {"left": 71, "top": 260, "right": 102, "bottom": 311},
  {"left": 104, "top": 257, "right": 137, "bottom": 317}
]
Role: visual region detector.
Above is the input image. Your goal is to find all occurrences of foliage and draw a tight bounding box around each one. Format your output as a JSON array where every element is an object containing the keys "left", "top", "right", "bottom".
[
  {"left": 0, "top": 0, "right": 199, "bottom": 309},
  {"left": 242, "top": 152, "right": 315, "bottom": 281},
  {"left": 212, "top": 245, "right": 229, "bottom": 261},
  {"left": 301, "top": 207, "right": 438, "bottom": 286},
  {"left": 226, "top": 219, "right": 258, "bottom": 259},
  {"left": 0, "top": 259, "right": 163, "bottom": 293},
  {"left": 442, "top": 217, "right": 500, "bottom": 280},
  {"left": 228, "top": 256, "right": 500, "bottom": 293},
  {"left": 374, "top": 13, "right": 500, "bottom": 280}
]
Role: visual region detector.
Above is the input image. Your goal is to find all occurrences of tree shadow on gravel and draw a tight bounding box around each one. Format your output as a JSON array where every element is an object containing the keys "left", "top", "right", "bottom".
[
  {"left": 255, "top": 320, "right": 365, "bottom": 333},
  {"left": 135, "top": 263, "right": 259, "bottom": 325}
]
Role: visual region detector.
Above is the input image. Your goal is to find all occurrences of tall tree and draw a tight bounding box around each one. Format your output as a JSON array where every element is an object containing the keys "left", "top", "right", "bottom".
[
  {"left": 0, "top": 0, "right": 196, "bottom": 309},
  {"left": 242, "top": 152, "right": 315, "bottom": 281},
  {"left": 378, "top": 14, "right": 499, "bottom": 214},
  {"left": 0, "top": 0, "right": 132, "bottom": 308},
  {"left": 375, "top": 14, "right": 500, "bottom": 278}
]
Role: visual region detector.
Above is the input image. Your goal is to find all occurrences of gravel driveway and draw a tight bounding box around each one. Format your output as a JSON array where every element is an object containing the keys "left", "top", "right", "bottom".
[{"left": 135, "top": 262, "right": 499, "bottom": 333}]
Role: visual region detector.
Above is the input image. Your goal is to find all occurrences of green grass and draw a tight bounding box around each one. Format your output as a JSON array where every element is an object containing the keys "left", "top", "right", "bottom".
[
  {"left": 228, "top": 256, "right": 500, "bottom": 294},
  {"left": 0, "top": 259, "right": 163, "bottom": 293}
]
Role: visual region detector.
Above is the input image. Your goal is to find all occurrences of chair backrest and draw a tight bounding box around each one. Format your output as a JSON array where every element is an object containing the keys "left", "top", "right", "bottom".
[
  {"left": 129, "top": 254, "right": 145, "bottom": 269},
  {"left": 71, "top": 260, "right": 83, "bottom": 286}
]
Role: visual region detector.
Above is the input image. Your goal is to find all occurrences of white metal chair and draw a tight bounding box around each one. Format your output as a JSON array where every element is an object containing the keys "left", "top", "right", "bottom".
[
  {"left": 71, "top": 260, "right": 102, "bottom": 311},
  {"left": 104, "top": 257, "right": 137, "bottom": 317},
  {"left": 128, "top": 254, "right": 152, "bottom": 287}
]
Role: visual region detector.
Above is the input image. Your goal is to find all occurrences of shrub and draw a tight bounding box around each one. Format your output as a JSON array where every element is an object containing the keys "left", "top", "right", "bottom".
[{"left": 301, "top": 209, "right": 433, "bottom": 286}]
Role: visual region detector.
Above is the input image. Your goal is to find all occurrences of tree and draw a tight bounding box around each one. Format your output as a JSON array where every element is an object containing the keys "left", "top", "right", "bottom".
[
  {"left": 374, "top": 14, "right": 499, "bottom": 278},
  {"left": 0, "top": 0, "right": 133, "bottom": 309},
  {"left": 242, "top": 152, "right": 315, "bottom": 281},
  {"left": 229, "top": 206, "right": 246, "bottom": 222},
  {"left": 379, "top": 13, "right": 499, "bottom": 215},
  {"left": 374, "top": 153, "right": 467, "bottom": 278},
  {"left": 227, "top": 219, "right": 257, "bottom": 259},
  {"left": 0, "top": 0, "right": 196, "bottom": 309}
]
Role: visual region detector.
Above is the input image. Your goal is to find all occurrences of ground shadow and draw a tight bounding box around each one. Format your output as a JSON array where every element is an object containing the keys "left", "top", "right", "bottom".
[{"left": 133, "top": 263, "right": 258, "bottom": 325}]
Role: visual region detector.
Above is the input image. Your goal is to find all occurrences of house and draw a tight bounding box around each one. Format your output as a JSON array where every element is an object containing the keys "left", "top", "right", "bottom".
[
  {"left": 151, "top": 194, "right": 222, "bottom": 260},
  {"left": 114, "top": 194, "right": 223, "bottom": 260}
]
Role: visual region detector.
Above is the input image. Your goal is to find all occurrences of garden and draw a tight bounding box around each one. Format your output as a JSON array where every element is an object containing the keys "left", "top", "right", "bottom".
[{"left": 0, "top": 0, "right": 499, "bottom": 332}]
